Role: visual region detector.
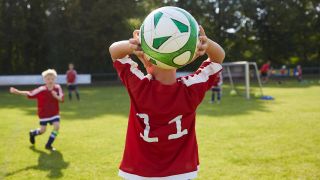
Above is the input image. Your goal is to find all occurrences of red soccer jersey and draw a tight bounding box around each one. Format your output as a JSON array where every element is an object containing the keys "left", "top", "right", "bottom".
[
  {"left": 66, "top": 69, "right": 77, "bottom": 84},
  {"left": 114, "top": 57, "right": 222, "bottom": 179},
  {"left": 27, "top": 84, "right": 64, "bottom": 121},
  {"left": 260, "top": 63, "right": 270, "bottom": 73}
]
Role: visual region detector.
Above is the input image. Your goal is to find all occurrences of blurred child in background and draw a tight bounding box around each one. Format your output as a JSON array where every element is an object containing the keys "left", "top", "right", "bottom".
[
  {"left": 296, "top": 65, "right": 302, "bottom": 82},
  {"left": 278, "top": 65, "right": 286, "bottom": 84},
  {"left": 66, "top": 63, "right": 80, "bottom": 101},
  {"left": 260, "top": 60, "right": 271, "bottom": 83},
  {"left": 211, "top": 71, "right": 223, "bottom": 104}
]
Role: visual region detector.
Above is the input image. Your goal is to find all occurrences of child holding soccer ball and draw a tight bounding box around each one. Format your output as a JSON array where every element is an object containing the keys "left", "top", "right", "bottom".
[
  {"left": 9, "top": 69, "right": 64, "bottom": 151},
  {"left": 109, "top": 26, "right": 224, "bottom": 179}
]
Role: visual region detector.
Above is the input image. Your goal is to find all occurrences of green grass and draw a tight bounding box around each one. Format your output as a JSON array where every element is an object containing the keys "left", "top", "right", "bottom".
[{"left": 0, "top": 80, "right": 320, "bottom": 179}]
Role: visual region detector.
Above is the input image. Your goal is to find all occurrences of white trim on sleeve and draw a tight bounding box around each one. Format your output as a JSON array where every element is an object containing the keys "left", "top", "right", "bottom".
[
  {"left": 118, "top": 57, "right": 152, "bottom": 81},
  {"left": 28, "top": 86, "right": 46, "bottom": 96},
  {"left": 181, "top": 62, "right": 222, "bottom": 87}
]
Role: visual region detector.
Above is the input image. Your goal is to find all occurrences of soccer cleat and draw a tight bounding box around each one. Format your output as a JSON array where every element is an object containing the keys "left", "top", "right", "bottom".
[
  {"left": 29, "top": 131, "right": 35, "bottom": 144},
  {"left": 45, "top": 145, "right": 56, "bottom": 151}
]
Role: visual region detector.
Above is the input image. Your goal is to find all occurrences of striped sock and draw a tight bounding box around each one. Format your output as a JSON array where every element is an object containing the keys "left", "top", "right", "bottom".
[{"left": 46, "top": 130, "right": 59, "bottom": 147}]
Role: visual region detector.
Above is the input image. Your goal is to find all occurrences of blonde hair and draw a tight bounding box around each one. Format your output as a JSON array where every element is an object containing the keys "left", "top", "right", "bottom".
[{"left": 42, "top": 69, "right": 57, "bottom": 78}]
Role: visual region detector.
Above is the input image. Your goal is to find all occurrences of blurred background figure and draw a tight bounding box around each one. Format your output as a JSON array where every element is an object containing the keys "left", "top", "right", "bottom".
[
  {"left": 280, "top": 65, "right": 286, "bottom": 76},
  {"left": 210, "top": 72, "right": 223, "bottom": 104},
  {"left": 260, "top": 60, "right": 271, "bottom": 83},
  {"left": 295, "top": 65, "right": 303, "bottom": 82},
  {"left": 66, "top": 63, "right": 80, "bottom": 101},
  {"left": 278, "top": 65, "right": 287, "bottom": 84}
]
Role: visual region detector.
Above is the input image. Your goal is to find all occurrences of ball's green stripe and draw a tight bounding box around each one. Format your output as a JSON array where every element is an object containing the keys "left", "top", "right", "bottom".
[
  {"left": 171, "top": 19, "right": 189, "bottom": 33},
  {"left": 154, "top": 12, "right": 163, "bottom": 28},
  {"left": 153, "top": 36, "right": 171, "bottom": 49}
]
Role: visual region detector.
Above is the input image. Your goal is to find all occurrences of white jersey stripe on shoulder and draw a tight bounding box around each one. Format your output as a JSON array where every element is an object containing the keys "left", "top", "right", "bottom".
[
  {"left": 28, "top": 86, "right": 46, "bottom": 96},
  {"left": 118, "top": 57, "right": 152, "bottom": 80},
  {"left": 181, "top": 62, "right": 222, "bottom": 87}
]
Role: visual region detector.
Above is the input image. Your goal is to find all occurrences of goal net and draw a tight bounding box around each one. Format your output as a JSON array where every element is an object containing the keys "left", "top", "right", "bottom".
[{"left": 222, "top": 61, "right": 264, "bottom": 99}]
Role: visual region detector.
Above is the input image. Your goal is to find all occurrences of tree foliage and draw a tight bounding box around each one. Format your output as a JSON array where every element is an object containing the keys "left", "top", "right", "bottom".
[{"left": 0, "top": 0, "right": 319, "bottom": 74}]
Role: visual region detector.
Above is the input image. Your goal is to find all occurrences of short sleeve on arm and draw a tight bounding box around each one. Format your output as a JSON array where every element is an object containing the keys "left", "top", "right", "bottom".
[
  {"left": 180, "top": 59, "right": 223, "bottom": 105},
  {"left": 56, "top": 84, "right": 64, "bottom": 102},
  {"left": 27, "top": 86, "right": 46, "bottom": 99},
  {"left": 113, "top": 57, "right": 151, "bottom": 92}
]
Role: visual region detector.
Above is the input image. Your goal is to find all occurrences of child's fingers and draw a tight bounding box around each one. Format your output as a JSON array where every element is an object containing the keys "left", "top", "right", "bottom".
[
  {"left": 129, "top": 38, "right": 140, "bottom": 45},
  {"left": 130, "top": 45, "right": 143, "bottom": 53},
  {"left": 196, "top": 49, "right": 206, "bottom": 56},
  {"left": 196, "top": 41, "right": 207, "bottom": 56},
  {"left": 199, "top": 25, "right": 206, "bottom": 36},
  {"left": 129, "top": 44, "right": 142, "bottom": 53},
  {"left": 197, "top": 41, "right": 207, "bottom": 51},
  {"left": 135, "top": 46, "right": 142, "bottom": 51},
  {"left": 129, "top": 43, "right": 138, "bottom": 50},
  {"left": 133, "top": 30, "right": 140, "bottom": 39},
  {"left": 199, "top": 36, "right": 207, "bottom": 43},
  {"left": 197, "top": 49, "right": 206, "bottom": 57},
  {"left": 134, "top": 50, "right": 144, "bottom": 57},
  {"left": 200, "top": 43, "right": 208, "bottom": 51}
]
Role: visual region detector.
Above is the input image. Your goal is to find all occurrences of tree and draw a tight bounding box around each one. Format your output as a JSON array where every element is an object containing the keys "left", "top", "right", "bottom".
[{"left": 0, "top": 0, "right": 319, "bottom": 74}]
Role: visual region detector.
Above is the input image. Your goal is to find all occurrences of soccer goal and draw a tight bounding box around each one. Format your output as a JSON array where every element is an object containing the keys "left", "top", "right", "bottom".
[{"left": 222, "top": 61, "right": 264, "bottom": 99}]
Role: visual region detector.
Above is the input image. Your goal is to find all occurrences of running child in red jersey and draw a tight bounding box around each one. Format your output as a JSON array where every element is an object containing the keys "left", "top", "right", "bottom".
[
  {"left": 260, "top": 61, "right": 271, "bottom": 83},
  {"left": 109, "top": 26, "right": 225, "bottom": 179},
  {"left": 10, "top": 69, "right": 64, "bottom": 151},
  {"left": 66, "top": 63, "right": 80, "bottom": 101}
]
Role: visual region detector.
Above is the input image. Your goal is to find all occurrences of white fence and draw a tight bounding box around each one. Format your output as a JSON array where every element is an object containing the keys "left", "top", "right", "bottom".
[{"left": 0, "top": 74, "right": 91, "bottom": 86}]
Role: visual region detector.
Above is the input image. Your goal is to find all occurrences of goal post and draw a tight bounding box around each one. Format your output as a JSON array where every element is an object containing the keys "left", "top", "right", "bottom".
[{"left": 222, "top": 61, "right": 264, "bottom": 99}]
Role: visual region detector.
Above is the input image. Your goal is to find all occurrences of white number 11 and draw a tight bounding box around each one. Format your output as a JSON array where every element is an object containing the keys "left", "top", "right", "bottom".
[{"left": 137, "top": 113, "right": 188, "bottom": 143}]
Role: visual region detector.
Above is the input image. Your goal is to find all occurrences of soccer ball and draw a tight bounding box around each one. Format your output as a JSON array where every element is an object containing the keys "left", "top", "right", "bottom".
[
  {"left": 230, "top": 90, "right": 237, "bottom": 96},
  {"left": 139, "top": 6, "right": 199, "bottom": 69},
  {"left": 254, "top": 92, "right": 261, "bottom": 98}
]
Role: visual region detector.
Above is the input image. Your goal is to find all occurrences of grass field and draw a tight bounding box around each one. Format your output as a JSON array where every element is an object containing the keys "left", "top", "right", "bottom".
[{"left": 0, "top": 80, "right": 320, "bottom": 179}]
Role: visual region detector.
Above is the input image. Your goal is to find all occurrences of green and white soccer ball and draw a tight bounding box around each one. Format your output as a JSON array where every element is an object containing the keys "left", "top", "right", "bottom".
[{"left": 139, "top": 6, "right": 199, "bottom": 69}]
